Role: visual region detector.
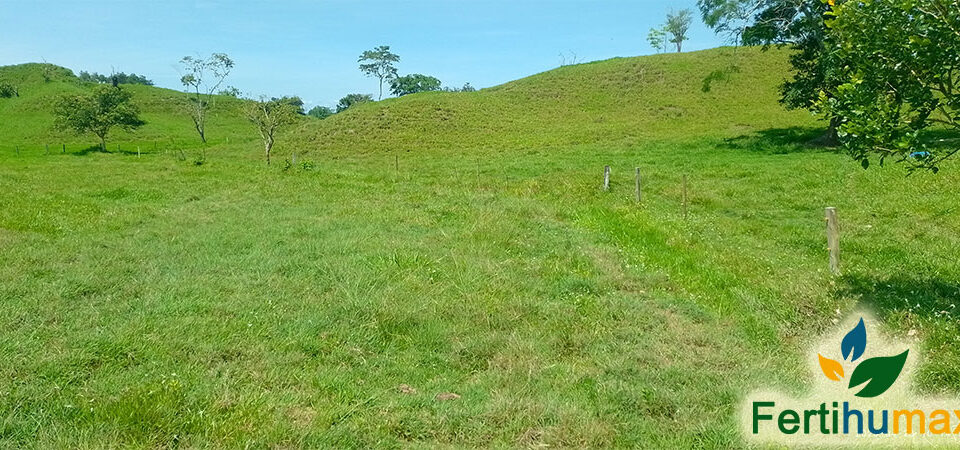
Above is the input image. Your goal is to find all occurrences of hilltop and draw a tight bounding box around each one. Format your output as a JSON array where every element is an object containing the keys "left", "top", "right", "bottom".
[{"left": 294, "top": 47, "right": 817, "bottom": 155}]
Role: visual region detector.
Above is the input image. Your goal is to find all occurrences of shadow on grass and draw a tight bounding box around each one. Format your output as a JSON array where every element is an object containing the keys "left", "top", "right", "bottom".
[
  {"left": 836, "top": 274, "right": 960, "bottom": 321},
  {"left": 721, "top": 127, "right": 841, "bottom": 155},
  {"left": 70, "top": 145, "right": 112, "bottom": 156}
]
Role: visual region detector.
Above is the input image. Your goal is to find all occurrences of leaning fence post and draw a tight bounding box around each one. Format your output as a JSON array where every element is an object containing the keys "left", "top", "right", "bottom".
[
  {"left": 825, "top": 207, "right": 840, "bottom": 275},
  {"left": 635, "top": 168, "right": 642, "bottom": 203},
  {"left": 603, "top": 166, "right": 611, "bottom": 191}
]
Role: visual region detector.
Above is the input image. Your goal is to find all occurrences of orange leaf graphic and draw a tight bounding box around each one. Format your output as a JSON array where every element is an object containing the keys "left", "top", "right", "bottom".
[{"left": 818, "top": 354, "right": 844, "bottom": 381}]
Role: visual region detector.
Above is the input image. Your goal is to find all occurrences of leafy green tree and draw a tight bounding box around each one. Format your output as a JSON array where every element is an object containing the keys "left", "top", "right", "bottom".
[
  {"left": 307, "top": 106, "right": 334, "bottom": 119},
  {"left": 820, "top": 0, "right": 960, "bottom": 171},
  {"left": 647, "top": 27, "right": 667, "bottom": 53},
  {"left": 665, "top": 9, "right": 694, "bottom": 52},
  {"left": 358, "top": 46, "right": 400, "bottom": 100},
  {"left": 390, "top": 74, "right": 442, "bottom": 97},
  {"left": 336, "top": 93, "right": 373, "bottom": 113},
  {"left": 245, "top": 97, "right": 299, "bottom": 165},
  {"left": 698, "top": 0, "right": 841, "bottom": 143},
  {"left": 53, "top": 85, "right": 144, "bottom": 150},
  {"left": 179, "top": 53, "right": 234, "bottom": 143},
  {"left": 273, "top": 96, "right": 305, "bottom": 115}
]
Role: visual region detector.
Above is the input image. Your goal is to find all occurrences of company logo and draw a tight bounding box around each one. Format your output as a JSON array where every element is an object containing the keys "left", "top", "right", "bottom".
[
  {"left": 816, "top": 317, "right": 908, "bottom": 398},
  {"left": 742, "top": 313, "right": 960, "bottom": 445}
]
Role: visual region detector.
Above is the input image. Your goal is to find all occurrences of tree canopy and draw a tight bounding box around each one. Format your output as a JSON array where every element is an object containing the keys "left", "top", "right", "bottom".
[
  {"left": 53, "top": 85, "right": 144, "bottom": 149},
  {"left": 78, "top": 71, "right": 153, "bottom": 86},
  {"left": 665, "top": 9, "right": 693, "bottom": 52},
  {"left": 359, "top": 46, "right": 400, "bottom": 100},
  {"left": 336, "top": 93, "right": 373, "bottom": 113},
  {"left": 821, "top": 0, "right": 960, "bottom": 172},
  {"left": 307, "top": 106, "right": 334, "bottom": 119},
  {"left": 390, "top": 74, "right": 442, "bottom": 96}
]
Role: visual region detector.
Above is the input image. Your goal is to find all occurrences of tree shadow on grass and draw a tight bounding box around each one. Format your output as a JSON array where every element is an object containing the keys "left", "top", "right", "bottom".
[
  {"left": 836, "top": 274, "right": 960, "bottom": 323},
  {"left": 70, "top": 144, "right": 112, "bottom": 156},
  {"left": 720, "top": 127, "right": 841, "bottom": 155}
]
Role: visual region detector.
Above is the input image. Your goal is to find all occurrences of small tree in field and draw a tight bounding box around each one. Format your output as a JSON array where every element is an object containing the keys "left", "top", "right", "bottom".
[
  {"left": 245, "top": 97, "right": 298, "bottom": 165},
  {"left": 179, "top": 53, "right": 234, "bottom": 143},
  {"left": 665, "top": 9, "right": 694, "bottom": 52},
  {"left": 54, "top": 85, "right": 144, "bottom": 150},
  {"left": 359, "top": 46, "right": 399, "bottom": 100}
]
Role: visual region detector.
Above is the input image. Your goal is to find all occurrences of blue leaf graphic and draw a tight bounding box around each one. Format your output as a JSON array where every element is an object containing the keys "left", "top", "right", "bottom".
[{"left": 841, "top": 318, "right": 867, "bottom": 362}]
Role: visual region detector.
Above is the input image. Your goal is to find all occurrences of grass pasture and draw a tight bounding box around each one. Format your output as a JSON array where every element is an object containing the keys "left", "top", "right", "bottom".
[{"left": 1, "top": 48, "right": 959, "bottom": 447}]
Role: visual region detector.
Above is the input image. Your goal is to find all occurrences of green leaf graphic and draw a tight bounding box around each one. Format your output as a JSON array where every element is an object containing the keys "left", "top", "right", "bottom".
[{"left": 848, "top": 351, "right": 909, "bottom": 398}]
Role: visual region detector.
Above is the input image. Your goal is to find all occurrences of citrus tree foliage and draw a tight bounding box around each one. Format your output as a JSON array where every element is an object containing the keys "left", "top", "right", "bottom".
[
  {"left": 179, "top": 53, "right": 234, "bottom": 143},
  {"left": 245, "top": 97, "right": 298, "bottom": 165},
  {"left": 358, "top": 46, "right": 399, "bottom": 100},
  {"left": 336, "top": 93, "right": 373, "bottom": 113},
  {"left": 53, "top": 85, "right": 144, "bottom": 149},
  {"left": 821, "top": 0, "right": 960, "bottom": 171},
  {"left": 390, "top": 74, "right": 441, "bottom": 97}
]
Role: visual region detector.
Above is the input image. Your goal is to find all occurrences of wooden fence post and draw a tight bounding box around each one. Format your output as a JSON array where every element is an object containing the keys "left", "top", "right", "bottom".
[
  {"left": 603, "top": 166, "right": 611, "bottom": 191},
  {"left": 292, "top": 152, "right": 297, "bottom": 165},
  {"left": 635, "top": 168, "right": 642, "bottom": 203},
  {"left": 45, "top": 144, "right": 49, "bottom": 155},
  {"left": 62, "top": 143, "right": 66, "bottom": 154},
  {"left": 825, "top": 207, "right": 840, "bottom": 275},
  {"left": 682, "top": 174, "right": 688, "bottom": 219},
  {"left": 395, "top": 154, "right": 399, "bottom": 173},
  {"left": 137, "top": 146, "right": 141, "bottom": 158}
]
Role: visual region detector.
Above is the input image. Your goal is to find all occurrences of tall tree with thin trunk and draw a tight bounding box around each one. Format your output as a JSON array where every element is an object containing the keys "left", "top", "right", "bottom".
[
  {"left": 358, "top": 46, "right": 399, "bottom": 100},
  {"left": 179, "top": 53, "right": 234, "bottom": 143},
  {"left": 665, "top": 9, "right": 694, "bottom": 53},
  {"left": 245, "top": 97, "right": 298, "bottom": 165}
]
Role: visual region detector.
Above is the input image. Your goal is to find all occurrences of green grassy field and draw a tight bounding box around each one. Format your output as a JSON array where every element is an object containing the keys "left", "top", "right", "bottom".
[{"left": 1, "top": 48, "right": 959, "bottom": 447}]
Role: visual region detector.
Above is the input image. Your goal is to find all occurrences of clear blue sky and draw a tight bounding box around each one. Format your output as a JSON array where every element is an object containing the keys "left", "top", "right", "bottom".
[{"left": 0, "top": 0, "right": 723, "bottom": 109}]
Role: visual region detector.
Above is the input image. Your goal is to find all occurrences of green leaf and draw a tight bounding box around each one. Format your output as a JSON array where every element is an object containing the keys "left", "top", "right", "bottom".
[{"left": 848, "top": 351, "right": 908, "bottom": 398}]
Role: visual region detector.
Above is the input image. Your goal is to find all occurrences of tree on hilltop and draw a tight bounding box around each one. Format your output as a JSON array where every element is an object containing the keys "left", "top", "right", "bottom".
[{"left": 359, "top": 46, "right": 400, "bottom": 100}]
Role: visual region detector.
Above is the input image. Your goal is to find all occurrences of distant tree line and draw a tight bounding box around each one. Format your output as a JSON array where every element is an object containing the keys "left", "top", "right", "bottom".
[{"left": 78, "top": 71, "right": 154, "bottom": 86}]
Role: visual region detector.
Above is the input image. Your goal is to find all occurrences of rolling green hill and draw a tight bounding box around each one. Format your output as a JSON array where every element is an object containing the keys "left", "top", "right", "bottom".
[
  {"left": 293, "top": 47, "right": 815, "bottom": 155},
  {"left": 1, "top": 49, "right": 958, "bottom": 447},
  {"left": 0, "top": 63, "right": 252, "bottom": 151}
]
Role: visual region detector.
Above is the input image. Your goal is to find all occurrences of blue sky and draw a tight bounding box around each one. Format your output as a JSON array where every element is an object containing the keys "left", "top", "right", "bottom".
[{"left": 0, "top": 0, "right": 723, "bottom": 109}]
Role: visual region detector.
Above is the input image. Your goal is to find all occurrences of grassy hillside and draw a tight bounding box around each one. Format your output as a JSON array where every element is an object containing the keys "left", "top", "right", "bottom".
[
  {"left": 1, "top": 49, "right": 959, "bottom": 447},
  {"left": 292, "top": 47, "right": 815, "bottom": 156},
  {"left": 0, "top": 63, "right": 254, "bottom": 152}
]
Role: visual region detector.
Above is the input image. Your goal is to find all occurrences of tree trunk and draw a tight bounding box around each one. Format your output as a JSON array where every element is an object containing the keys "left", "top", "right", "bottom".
[
  {"left": 676, "top": 42, "right": 682, "bottom": 53},
  {"left": 265, "top": 139, "right": 273, "bottom": 165},
  {"left": 99, "top": 136, "right": 106, "bottom": 152},
  {"left": 811, "top": 117, "right": 841, "bottom": 147},
  {"left": 378, "top": 77, "right": 384, "bottom": 101}
]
